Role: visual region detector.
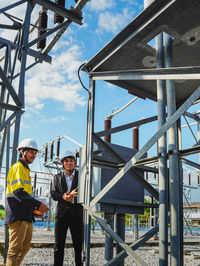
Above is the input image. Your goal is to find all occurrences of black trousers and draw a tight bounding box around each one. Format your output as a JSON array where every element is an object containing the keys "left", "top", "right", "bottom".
[{"left": 54, "top": 213, "right": 83, "bottom": 266}]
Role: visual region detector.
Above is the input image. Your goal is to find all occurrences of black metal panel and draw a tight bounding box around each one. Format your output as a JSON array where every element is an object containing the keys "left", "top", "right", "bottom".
[{"left": 98, "top": 143, "right": 144, "bottom": 214}]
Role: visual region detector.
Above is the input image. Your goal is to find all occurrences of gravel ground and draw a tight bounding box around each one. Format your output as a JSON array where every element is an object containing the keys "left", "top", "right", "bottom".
[
  {"left": 0, "top": 227, "right": 199, "bottom": 265},
  {"left": 20, "top": 246, "right": 200, "bottom": 266}
]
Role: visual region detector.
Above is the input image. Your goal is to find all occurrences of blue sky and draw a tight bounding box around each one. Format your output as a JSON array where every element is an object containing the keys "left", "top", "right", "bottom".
[{"left": 0, "top": 0, "right": 200, "bottom": 202}]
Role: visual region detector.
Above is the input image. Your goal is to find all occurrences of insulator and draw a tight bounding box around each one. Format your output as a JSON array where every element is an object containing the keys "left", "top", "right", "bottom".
[
  {"left": 154, "top": 172, "right": 156, "bottom": 180},
  {"left": 44, "top": 145, "right": 48, "bottom": 163},
  {"left": 33, "top": 173, "right": 37, "bottom": 189},
  {"left": 198, "top": 174, "right": 200, "bottom": 185},
  {"left": 104, "top": 118, "right": 111, "bottom": 143},
  {"left": 132, "top": 127, "right": 139, "bottom": 150},
  {"left": 40, "top": 187, "right": 42, "bottom": 196},
  {"left": 56, "top": 137, "right": 60, "bottom": 157},
  {"left": 50, "top": 141, "right": 54, "bottom": 160},
  {"left": 145, "top": 172, "right": 148, "bottom": 181},
  {"left": 37, "top": 9, "right": 48, "bottom": 50},
  {"left": 188, "top": 173, "right": 191, "bottom": 186},
  {"left": 54, "top": 0, "right": 65, "bottom": 24}
]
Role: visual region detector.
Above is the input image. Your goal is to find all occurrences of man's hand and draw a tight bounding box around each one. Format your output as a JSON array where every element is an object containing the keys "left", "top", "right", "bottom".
[
  {"left": 70, "top": 189, "right": 78, "bottom": 197},
  {"left": 62, "top": 192, "right": 73, "bottom": 203},
  {"left": 38, "top": 203, "right": 49, "bottom": 216}
]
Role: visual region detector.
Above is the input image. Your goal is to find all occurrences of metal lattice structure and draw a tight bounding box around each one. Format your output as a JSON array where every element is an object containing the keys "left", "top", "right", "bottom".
[
  {"left": 81, "top": 0, "right": 200, "bottom": 265},
  {"left": 0, "top": 0, "right": 89, "bottom": 260}
]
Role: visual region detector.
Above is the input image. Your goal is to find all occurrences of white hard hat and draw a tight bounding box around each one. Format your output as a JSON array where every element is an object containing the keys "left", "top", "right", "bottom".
[
  {"left": 60, "top": 150, "right": 75, "bottom": 162},
  {"left": 17, "top": 138, "right": 39, "bottom": 152}
]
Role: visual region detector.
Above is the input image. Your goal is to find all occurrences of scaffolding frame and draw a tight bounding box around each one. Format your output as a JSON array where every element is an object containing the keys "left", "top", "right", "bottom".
[{"left": 82, "top": 0, "right": 200, "bottom": 265}]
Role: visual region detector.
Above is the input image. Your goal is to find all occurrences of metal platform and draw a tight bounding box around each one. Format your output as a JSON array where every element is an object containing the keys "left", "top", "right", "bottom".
[{"left": 83, "top": 0, "right": 200, "bottom": 105}]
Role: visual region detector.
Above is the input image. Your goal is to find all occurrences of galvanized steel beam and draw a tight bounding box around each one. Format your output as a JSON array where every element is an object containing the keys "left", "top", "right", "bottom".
[
  {"left": 181, "top": 158, "right": 200, "bottom": 171},
  {"left": 105, "top": 224, "right": 159, "bottom": 266},
  {"left": 89, "top": 66, "right": 200, "bottom": 81},
  {"left": 90, "top": 86, "right": 200, "bottom": 208},
  {"left": 0, "top": 66, "right": 22, "bottom": 107},
  {"left": 96, "top": 115, "right": 158, "bottom": 137},
  {"left": 83, "top": 204, "right": 148, "bottom": 266}
]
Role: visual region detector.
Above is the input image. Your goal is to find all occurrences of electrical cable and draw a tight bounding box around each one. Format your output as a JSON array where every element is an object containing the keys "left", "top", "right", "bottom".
[{"left": 78, "top": 62, "right": 90, "bottom": 94}]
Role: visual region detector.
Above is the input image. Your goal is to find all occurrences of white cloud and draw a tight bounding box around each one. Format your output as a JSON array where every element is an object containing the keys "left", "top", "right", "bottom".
[
  {"left": 25, "top": 44, "right": 86, "bottom": 111},
  {"left": 121, "top": 0, "right": 143, "bottom": 8},
  {"left": 0, "top": 2, "right": 87, "bottom": 113},
  {"left": 38, "top": 115, "right": 67, "bottom": 124},
  {"left": 87, "top": 0, "right": 115, "bottom": 12},
  {"left": 51, "top": 115, "right": 66, "bottom": 122},
  {"left": 97, "top": 8, "right": 132, "bottom": 34}
]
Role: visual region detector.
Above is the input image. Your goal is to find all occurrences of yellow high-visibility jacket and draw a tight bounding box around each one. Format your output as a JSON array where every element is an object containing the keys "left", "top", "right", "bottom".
[
  {"left": 5, "top": 160, "right": 41, "bottom": 224},
  {"left": 6, "top": 161, "right": 33, "bottom": 196}
]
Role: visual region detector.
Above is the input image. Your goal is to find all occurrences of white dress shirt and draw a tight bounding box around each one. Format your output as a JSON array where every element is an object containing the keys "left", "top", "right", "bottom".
[{"left": 64, "top": 170, "right": 75, "bottom": 191}]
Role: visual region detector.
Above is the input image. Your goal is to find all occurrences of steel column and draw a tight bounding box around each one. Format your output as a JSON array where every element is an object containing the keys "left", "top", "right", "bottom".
[
  {"left": 11, "top": 1, "right": 33, "bottom": 165},
  {"left": 104, "top": 118, "right": 114, "bottom": 261},
  {"left": 115, "top": 214, "right": 125, "bottom": 266},
  {"left": 5, "top": 125, "right": 10, "bottom": 258},
  {"left": 164, "top": 33, "right": 183, "bottom": 265},
  {"left": 132, "top": 127, "right": 139, "bottom": 240},
  {"left": 18, "top": 1, "right": 32, "bottom": 108},
  {"left": 177, "top": 119, "right": 183, "bottom": 266},
  {"left": 104, "top": 213, "right": 114, "bottom": 261},
  {"left": 198, "top": 122, "right": 200, "bottom": 168},
  {"left": 156, "top": 32, "right": 168, "bottom": 265},
  {"left": 83, "top": 79, "right": 95, "bottom": 266}
]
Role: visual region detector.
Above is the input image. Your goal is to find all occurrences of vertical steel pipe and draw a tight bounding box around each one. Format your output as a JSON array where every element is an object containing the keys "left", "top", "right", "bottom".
[
  {"left": 115, "top": 213, "right": 125, "bottom": 266},
  {"left": 164, "top": 33, "right": 183, "bottom": 265},
  {"left": 18, "top": 1, "right": 32, "bottom": 108},
  {"left": 5, "top": 125, "right": 10, "bottom": 258},
  {"left": 198, "top": 122, "right": 200, "bottom": 173},
  {"left": 150, "top": 196, "right": 154, "bottom": 229},
  {"left": 177, "top": 119, "right": 183, "bottom": 266},
  {"left": 132, "top": 127, "right": 139, "bottom": 241},
  {"left": 156, "top": 32, "right": 168, "bottom": 265},
  {"left": 83, "top": 79, "right": 95, "bottom": 266},
  {"left": 104, "top": 213, "right": 114, "bottom": 261},
  {"left": 12, "top": 1, "right": 32, "bottom": 165},
  {"left": 104, "top": 117, "right": 114, "bottom": 261},
  {"left": 132, "top": 215, "right": 138, "bottom": 240},
  {"left": 11, "top": 111, "right": 21, "bottom": 165}
]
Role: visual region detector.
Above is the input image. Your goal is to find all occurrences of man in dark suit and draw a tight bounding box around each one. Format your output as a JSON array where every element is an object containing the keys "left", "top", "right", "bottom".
[{"left": 51, "top": 150, "right": 83, "bottom": 266}]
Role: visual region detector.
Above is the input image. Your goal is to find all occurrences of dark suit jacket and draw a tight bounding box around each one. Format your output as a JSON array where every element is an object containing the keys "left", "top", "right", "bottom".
[{"left": 50, "top": 170, "right": 83, "bottom": 219}]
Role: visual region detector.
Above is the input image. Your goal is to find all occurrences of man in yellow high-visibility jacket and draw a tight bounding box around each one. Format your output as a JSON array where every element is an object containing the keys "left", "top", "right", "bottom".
[{"left": 5, "top": 138, "right": 49, "bottom": 266}]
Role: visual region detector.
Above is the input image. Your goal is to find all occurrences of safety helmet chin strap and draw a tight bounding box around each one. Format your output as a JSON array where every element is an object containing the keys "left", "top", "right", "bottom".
[{"left": 22, "top": 149, "right": 31, "bottom": 164}]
